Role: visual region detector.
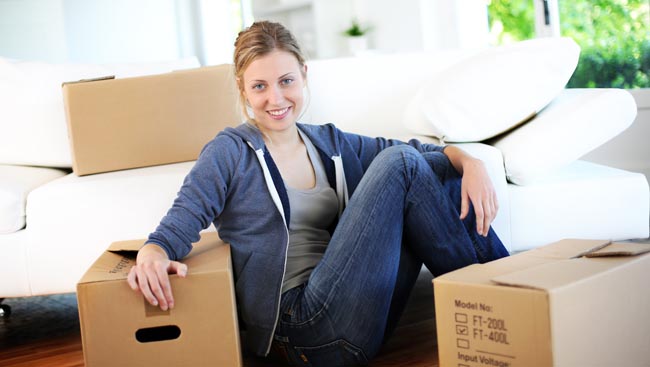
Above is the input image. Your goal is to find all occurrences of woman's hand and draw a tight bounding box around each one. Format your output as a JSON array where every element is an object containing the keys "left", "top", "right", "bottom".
[
  {"left": 442, "top": 146, "right": 499, "bottom": 236},
  {"left": 459, "top": 158, "right": 498, "bottom": 237},
  {"left": 127, "top": 244, "right": 188, "bottom": 310}
]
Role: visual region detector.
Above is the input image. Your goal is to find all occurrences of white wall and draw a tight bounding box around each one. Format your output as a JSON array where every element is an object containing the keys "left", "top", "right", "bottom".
[
  {"left": 352, "top": 0, "right": 489, "bottom": 54},
  {"left": 61, "top": 0, "right": 180, "bottom": 64},
  {"left": 0, "top": 0, "right": 237, "bottom": 65},
  {"left": 420, "top": 0, "right": 490, "bottom": 51},
  {"left": 0, "top": 0, "right": 69, "bottom": 62},
  {"left": 582, "top": 90, "right": 650, "bottom": 183},
  {"left": 196, "top": 0, "right": 239, "bottom": 65}
]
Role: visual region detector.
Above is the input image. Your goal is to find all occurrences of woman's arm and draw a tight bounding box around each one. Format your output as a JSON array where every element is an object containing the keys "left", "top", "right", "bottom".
[
  {"left": 442, "top": 145, "right": 498, "bottom": 237},
  {"left": 127, "top": 135, "right": 241, "bottom": 310}
]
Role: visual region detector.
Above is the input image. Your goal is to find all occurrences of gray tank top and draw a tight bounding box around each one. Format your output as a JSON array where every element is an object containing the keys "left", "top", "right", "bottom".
[{"left": 282, "top": 130, "right": 339, "bottom": 293}]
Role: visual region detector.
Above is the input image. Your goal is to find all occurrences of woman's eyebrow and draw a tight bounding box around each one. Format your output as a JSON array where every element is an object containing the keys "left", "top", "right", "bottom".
[
  {"left": 249, "top": 72, "right": 294, "bottom": 83},
  {"left": 278, "top": 72, "right": 295, "bottom": 79}
]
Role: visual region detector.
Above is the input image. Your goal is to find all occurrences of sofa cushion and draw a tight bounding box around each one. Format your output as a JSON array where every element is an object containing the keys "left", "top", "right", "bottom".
[
  {"left": 492, "top": 88, "right": 637, "bottom": 185},
  {"left": 508, "top": 161, "right": 649, "bottom": 252},
  {"left": 0, "top": 165, "right": 68, "bottom": 234},
  {"left": 24, "top": 161, "right": 203, "bottom": 295},
  {"left": 0, "top": 57, "right": 200, "bottom": 167},
  {"left": 404, "top": 37, "right": 580, "bottom": 142}
]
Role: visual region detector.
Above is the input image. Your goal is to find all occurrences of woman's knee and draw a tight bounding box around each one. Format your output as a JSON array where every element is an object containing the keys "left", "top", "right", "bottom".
[
  {"left": 373, "top": 146, "right": 449, "bottom": 184},
  {"left": 422, "top": 151, "right": 457, "bottom": 181},
  {"left": 375, "top": 145, "right": 422, "bottom": 169}
]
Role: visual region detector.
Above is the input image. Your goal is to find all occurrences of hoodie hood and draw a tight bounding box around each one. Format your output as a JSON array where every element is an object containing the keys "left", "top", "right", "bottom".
[
  {"left": 220, "top": 121, "right": 342, "bottom": 158},
  {"left": 219, "top": 121, "right": 349, "bottom": 220},
  {"left": 222, "top": 122, "right": 266, "bottom": 150}
]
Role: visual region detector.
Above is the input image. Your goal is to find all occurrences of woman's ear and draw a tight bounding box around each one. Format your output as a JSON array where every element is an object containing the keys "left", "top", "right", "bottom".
[{"left": 302, "top": 64, "right": 308, "bottom": 85}]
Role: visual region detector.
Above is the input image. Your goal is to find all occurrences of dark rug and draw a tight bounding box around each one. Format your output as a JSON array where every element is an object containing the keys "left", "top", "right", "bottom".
[{"left": 0, "top": 293, "right": 80, "bottom": 348}]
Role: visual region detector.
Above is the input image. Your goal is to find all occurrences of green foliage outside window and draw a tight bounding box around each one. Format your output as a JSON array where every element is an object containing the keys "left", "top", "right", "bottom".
[{"left": 488, "top": 0, "right": 650, "bottom": 88}]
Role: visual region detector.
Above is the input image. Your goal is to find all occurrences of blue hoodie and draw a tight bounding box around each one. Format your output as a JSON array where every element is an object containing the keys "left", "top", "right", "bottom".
[{"left": 147, "top": 122, "right": 445, "bottom": 356}]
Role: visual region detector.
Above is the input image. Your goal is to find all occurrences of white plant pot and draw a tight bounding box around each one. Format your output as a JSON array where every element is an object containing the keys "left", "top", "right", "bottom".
[{"left": 347, "top": 36, "right": 369, "bottom": 56}]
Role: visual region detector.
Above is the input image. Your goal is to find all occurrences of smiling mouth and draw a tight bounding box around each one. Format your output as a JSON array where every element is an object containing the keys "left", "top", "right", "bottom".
[{"left": 267, "top": 107, "right": 291, "bottom": 120}]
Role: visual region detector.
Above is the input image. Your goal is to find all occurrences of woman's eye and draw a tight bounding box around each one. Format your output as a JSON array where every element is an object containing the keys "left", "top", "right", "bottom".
[
  {"left": 252, "top": 84, "right": 265, "bottom": 91},
  {"left": 281, "top": 78, "right": 294, "bottom": 86}
]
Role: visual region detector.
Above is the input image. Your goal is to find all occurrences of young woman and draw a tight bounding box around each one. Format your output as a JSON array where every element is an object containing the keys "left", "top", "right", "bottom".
[{"left": 128, "top": 21, "right": 508, "bottom": 366}]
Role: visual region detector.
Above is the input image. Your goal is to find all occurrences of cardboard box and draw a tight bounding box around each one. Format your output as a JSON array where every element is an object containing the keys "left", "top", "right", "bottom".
[
  {"left": 433, "top": 239, "right": 650, "bottom": 367},
  {"left": 77, "top": 232, "right": 242, "bottom": 367},
  {"left": 63, "top": 65, "right": 240, "bottom": 176}
]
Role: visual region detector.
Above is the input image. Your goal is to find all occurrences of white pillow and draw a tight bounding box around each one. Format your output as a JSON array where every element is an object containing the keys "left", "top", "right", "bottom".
[
  {"left": 404, "top": 37, "right": 580, "bottom": 142},
  {"left": 0, "top": 57, "right": 200, "bottom": 167},
  {"left": 492, "top": 88, "right": 637, "bottom": 185}
]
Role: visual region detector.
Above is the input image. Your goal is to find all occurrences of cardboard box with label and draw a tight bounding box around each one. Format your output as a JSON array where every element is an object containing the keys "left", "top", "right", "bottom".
[
  {"left": 62, "top": 65, "right": 240, "bottom": 176},
  {"left": 77, "top": 232, "right": 242, "bottom": 367},
  {"left": 434, "top": 239, "right": 650, "bottom": 367}
]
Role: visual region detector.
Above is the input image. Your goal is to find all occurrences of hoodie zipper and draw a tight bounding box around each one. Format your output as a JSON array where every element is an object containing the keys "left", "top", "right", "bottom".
[
  {"left": 248, "top": 143, "right": 291, "bottom": 356},
  {"left": 331, "top": 156, "right": 349, "bottom": 217},
  {"left": 249, "top": 142, "right": 349, "bottom": 355}
]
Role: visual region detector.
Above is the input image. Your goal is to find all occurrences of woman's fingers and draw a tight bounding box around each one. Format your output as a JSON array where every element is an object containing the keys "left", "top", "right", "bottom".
[
  {"left": 135, "top": 266, "right": 160, "bottom": 307},
  {"left": 168, "top": 261, "right": 189, "bottom": 278},
  {"left": 464, "top": 188, "right": 499, "bottom": 237},
  {"left": 127, "top": 244, "right": 187, "bottom": 310},
  {"left": 155, "top": 265, "right": 174, "bottom": 310},
  {"left": 127, "top": 266, "right": 138, "bottom": 291},
  {"left": 459, "top": 195, "right": 469, "bottom": 220},
  {"left": 128, "top": 259, "right": 188, "bottom": 311},
  {"left": 474, "top": 200, "right": 485, "bottom": 236}
]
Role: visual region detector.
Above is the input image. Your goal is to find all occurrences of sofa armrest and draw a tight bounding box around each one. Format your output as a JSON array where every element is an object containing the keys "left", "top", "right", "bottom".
[
  {"left": 491, "top": 88, "right": 637, "bottom": 185},
  {"left": 0, "top": 164, "right": 68, "bottom": 234}
]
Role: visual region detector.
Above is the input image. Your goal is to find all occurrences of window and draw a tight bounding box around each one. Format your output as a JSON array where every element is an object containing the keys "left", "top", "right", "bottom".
[{"left": 488, "top": 0, "right": 650, "bottom": 89}]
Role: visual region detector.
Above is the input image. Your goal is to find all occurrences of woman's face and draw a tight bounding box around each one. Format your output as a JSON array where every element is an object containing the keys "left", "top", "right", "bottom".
[{"left": 241, "top": 50, "right": 306, "bottom": 136}]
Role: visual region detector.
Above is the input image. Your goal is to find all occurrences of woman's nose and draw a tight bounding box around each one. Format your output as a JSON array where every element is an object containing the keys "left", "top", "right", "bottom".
[{"left": 268, "top": 85, "right": 285, "bottom": 105}]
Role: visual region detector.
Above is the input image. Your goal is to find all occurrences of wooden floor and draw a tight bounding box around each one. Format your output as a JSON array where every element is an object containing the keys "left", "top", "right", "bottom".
[{"left": 0, "top": 272, "right": 439, "bottom": 367}]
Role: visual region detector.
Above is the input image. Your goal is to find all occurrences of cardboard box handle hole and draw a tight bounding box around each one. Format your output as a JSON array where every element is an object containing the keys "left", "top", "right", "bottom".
[{"left": 135, "top": 325, "right": 181, "bottom": 343}]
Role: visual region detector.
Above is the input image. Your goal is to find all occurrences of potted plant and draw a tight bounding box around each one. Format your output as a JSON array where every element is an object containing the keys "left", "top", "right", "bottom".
[{"left": 343, "top": 20, "right": 370, "bottom": 56}]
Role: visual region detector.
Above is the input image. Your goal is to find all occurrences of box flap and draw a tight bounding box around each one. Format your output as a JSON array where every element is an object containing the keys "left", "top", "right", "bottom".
[
  {"left": 62, "top": 75, "right": 115, "bottom": 86},
  {"left": 79, "top": 251, "right": 136, "bottom": 284},
  {"left": 532, "top": 238, "right": 612, "bottom": 259},
  {"left": 585, "top": 241, "right": 650, "bottom": 257},
  {"left": 490, "top": 258, "right": 619, "bottom": 291},
  {"left": 435, "top": 250, "right": 555, "bottom": 286},
  {"left": 107, "top": 238, "right": 144, "bottom": 253},
  {"left": 79, "top": 232, "right": 228, "bottom": 285},
  {"left": 492, "top": 241, "right": 647, "bottom": 291}
]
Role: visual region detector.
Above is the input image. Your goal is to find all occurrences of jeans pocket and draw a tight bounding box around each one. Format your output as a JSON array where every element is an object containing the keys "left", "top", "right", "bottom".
[{"left": 294, "top": 339, "right": 369, "bottom": 367}]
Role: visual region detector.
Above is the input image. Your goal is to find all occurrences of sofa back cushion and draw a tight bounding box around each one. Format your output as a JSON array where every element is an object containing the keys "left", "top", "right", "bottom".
[
  {"left": 404, "top": 37, "right": 580, "bottom": 142},
  {"left": 301, "top": 50, "right": 475, "bottom": 137},
  {"left": 0, "top": 57, "right": 200, "bottom": 167}
]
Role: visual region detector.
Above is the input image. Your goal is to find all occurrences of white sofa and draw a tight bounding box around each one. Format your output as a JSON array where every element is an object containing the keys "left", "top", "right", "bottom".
[{"left": 1, "top": 42, "right": 649, "bottom": 312}]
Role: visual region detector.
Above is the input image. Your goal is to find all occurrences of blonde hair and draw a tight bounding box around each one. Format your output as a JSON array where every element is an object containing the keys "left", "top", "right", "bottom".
[{"left": 233, "top": 21, "right": 307, "bottom": 122}]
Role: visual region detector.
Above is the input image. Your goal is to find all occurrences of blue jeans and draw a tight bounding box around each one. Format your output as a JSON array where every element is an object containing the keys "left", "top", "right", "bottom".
[{"left": 271, "top": 145, "right": 509, "bottom": 366}]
